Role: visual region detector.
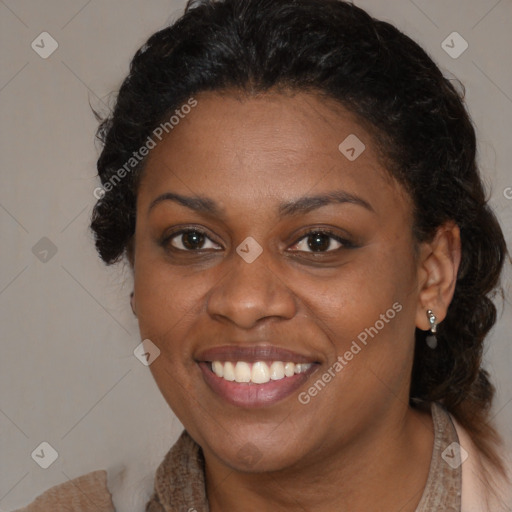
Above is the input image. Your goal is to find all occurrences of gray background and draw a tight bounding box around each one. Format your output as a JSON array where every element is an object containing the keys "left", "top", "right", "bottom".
[{"left": 0, "top": 1, "right": 511, "bottom": 510}]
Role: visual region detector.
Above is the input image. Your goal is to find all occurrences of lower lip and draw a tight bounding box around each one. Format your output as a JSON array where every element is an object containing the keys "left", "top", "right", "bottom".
[{"left": 198, "top": 362, "right": 318, "bottom": 408}]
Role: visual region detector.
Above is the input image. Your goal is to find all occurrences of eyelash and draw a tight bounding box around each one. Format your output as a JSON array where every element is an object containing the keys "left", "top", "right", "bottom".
[
  {"left": 289, "top": 229, "right": 354, "bottom": 252},
  {"left": 160, "top": 227, "right": 354, "bottom": 254}
]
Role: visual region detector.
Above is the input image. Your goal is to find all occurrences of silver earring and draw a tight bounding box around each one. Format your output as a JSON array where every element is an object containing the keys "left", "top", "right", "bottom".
[{"left": 426, "top": 309, "right": 437, "bottom": 349}]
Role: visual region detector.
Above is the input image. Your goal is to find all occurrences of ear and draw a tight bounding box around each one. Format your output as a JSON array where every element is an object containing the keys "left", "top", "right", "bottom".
[
  {"left": 127, "top": 239, "right": 137, "bottom": 316},
  {"left": 130, "top": 291, "right": 137, "bottom": 317},
  {"left": 415, "top": 221, "right": 461, "bottom": 331}
]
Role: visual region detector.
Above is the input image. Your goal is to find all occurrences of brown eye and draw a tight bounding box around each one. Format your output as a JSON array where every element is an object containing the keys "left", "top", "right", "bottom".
[
  {"left": 168, "top": 230, "right": 221, "bottom": 251},
  {"left": 289, "top": 230, "right": 349, "bottom": 253},
  {"left": 306, "top": 232, "right": 334, "bottom": 252}
]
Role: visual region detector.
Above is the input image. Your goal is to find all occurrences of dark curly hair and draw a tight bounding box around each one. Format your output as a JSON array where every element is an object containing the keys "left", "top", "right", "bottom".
[{"left": 91, "top": 0, "right": 509, "bottom": 479}]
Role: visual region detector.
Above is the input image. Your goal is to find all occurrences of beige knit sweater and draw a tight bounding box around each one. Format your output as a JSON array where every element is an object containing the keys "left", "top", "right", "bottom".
[{"left": 14, "top": 403, "right": 512, "bottom": 511}]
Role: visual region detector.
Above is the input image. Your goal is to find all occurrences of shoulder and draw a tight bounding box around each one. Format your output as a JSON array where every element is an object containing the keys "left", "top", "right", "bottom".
[
  {"left": 13, "top": 470, "right": 115, "bottom": 512},
  {"left": 451, "top": 415, "right": 512, "bottom": 512}
]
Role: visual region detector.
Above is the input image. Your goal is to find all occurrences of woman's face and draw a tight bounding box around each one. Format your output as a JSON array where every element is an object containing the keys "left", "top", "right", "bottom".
[{"left": 133, "top": 90, "right": 423, "bottom": 472}]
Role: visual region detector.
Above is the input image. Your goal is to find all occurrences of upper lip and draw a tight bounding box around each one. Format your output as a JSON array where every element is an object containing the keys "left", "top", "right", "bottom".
[{"left": 196, "top": 344, "right": 319, "bottom": 364}]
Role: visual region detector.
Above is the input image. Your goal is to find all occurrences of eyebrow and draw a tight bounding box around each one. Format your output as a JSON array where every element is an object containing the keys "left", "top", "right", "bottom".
[
  {"left": 148, "top": 190, "right": 375, "bottom": 217},
  {"left": 278, "top": 190, "right": 375, "bottom": 216},
  {"left": 148, "top": 193, "right": 222, "bottom": 216}
]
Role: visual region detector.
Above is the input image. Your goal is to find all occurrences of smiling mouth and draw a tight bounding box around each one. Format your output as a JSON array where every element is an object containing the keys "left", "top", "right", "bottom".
[
  {"left": 208, "top": 360, "right": 314, "bottom": 384},
  {"left": 195, "top": 344, "right": 320, "bottom": 407},
  {"left": 198, "top": 359, "right": 319, "bottom": 408}
]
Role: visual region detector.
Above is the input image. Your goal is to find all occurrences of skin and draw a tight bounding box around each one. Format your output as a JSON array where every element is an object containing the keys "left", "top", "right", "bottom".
[{"left": 130, "top": 89, "right": 461, "bottom": 511}]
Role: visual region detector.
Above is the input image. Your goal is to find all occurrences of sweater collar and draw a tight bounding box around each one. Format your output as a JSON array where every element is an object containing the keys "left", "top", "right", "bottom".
[
  {"left": 146, "top": 430, "right": 209, "bottom": 511},
  {"left": 145, "top": 402, "right": 460, "bottom": 511}
]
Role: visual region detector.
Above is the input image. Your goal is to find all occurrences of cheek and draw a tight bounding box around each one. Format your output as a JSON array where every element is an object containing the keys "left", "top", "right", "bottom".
[
  {"left": 305, "top": 256, "right": 406, "bottom": 331},
  {"left": 133, "top": 243, "right": 208, "bottom": 346},
  {"left": 305, "top": 244, "right": 417, "bottom": 375}
]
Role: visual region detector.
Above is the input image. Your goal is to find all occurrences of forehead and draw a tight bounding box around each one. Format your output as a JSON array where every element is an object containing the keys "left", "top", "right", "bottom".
[{"left": 137, "top": 90, "right": 410, "bottom": 219}]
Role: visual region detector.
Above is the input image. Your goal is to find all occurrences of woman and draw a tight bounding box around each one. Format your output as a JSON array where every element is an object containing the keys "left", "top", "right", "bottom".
[{"left": 18, "top": 0, "right": 511, "bottom": 510}]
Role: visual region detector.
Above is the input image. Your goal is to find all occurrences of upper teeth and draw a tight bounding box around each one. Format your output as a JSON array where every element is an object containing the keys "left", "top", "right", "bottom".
[{"left": 211, "top": 361, "right": 313, "bottom": 384}]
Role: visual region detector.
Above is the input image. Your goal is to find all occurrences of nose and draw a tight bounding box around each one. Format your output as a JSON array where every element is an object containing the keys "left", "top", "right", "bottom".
[{"left": 206, "top": 250, "right": 297, "bottom": 329}]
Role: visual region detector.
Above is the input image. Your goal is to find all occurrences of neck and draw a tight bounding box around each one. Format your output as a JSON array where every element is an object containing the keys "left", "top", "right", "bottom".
[{"left": 205, "top": 404, "right": 434, "bottom": 512}]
